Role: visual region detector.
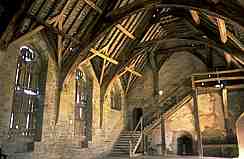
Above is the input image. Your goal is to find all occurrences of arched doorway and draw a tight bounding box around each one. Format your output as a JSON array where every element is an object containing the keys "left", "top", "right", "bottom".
[
  {"left": 177, "top": 135, "right": 193, "bottom": 155},
  {"left": 133, "top": 108, "right": 143, "bottom": 130},
  {"left": 237, "top": 113, "right": 244, "bottom": 158}
]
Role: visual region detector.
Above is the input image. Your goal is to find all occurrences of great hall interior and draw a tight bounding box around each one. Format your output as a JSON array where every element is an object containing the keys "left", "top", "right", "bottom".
[{"left": 0, "top": 0, "right": 244, "bottom": 159}]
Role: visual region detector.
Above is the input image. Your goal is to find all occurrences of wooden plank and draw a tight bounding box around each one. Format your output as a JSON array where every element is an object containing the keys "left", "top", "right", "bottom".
[
  {"left": 125, "top": 67, "right": 142, "bottom": 77},
  {"left": 194, "top": 76, "right": 244, "bottom": 83},
  {"left": 116, "top": 24, "right": 136, "bottom": 40},
  {"left": 225, "top": 84, "right": 244, "bottom": 90},
  {"left": 217, "top": 18, "right": 227, "bottom": 43},
  {"left": 222, "top": 88, "right": 228, "bottom": 118},
  {"left": 125, "top": 73, "right": 133, "bottom": 94},
  {"left": 99, "top": 60, "right": 106, "bottom": 85},
  {"left": 227, "top": 31, "right": 244, "bottom": 52},
  {"left": 192, "top": 69, "right": 244, "bottom": 76},
  {"left": 232, "top": 55, "right": 244, "bottom": 66},
  {"left": 79, "top": 54, "right": 97, "bottom": 66},
  {"left": 192, "top": 89, "right": 204, "bottom": 156},
  {"left": 190, "top": 10, "right": 200, "bottom": 25},
  {"left": 83, "top": 0, "right": 103, "bottom": 14},
  {"left": 89, "top": 48, "right": 118, "bottom": 64},
  {"left": 58, "top": 35, "right": 63, "bottom": 68}
]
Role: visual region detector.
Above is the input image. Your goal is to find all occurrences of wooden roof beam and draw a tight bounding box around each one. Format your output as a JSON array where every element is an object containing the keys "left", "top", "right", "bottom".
[
  {"left": 83, "top": 0, "right": 103, "bottom": 14},
  {"left": 89, "top": 47, "right": 119, "bottom": 65},
  {"left": 190, "top": 10, "right": 200, "bottom": 25},
  {"left": 125, "top": 66, "right": 142, "bottom": 77},
  {"left": 216, "top": 18, "right": 227, "bottom": 43},
  {"left": 105, "top": 0, "right": 244, "bottom": 28},
  {"left": 116, "top": 24, "right": 136, "bottom": 40}
]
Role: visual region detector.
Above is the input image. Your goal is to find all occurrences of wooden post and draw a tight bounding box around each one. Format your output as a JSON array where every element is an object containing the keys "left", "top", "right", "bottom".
[
  {"left": 192, "top": 89, "right": 203, "bottom": 156},
  {"left": 222, "top": 88, "right": 230, "bottom": 140},
  {"left": 161, "top": 115, "right": 166, "bottom": 156}
]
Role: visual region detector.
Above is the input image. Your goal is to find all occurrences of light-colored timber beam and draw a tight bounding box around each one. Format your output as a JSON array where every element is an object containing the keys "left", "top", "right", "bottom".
[
  {"left": 48, "top": 0, "right": 71, "bottom": 31},
  {"left": 190, "top": 10, "right": 200, "bottom": 25},
  {"left": 89, "top": 47, "right": 119, "bottom": 64},
  {"left": 217, "top": 18, "right": 227, "bottom": 44},
  {"left": 125, "top": 66, "right": 142, "bottom": 77},
  {"left": 125, "top": 73, "right": 133, "bottom": 94},
  {"left": 83, "top": 0, "right": 103, "bottom": 14},
  {"left": 224, "top": 52, "right": 243, "bottom": 68},
  {"left": 227, "top": 31, "right": 244, "bottom": 52},
  {"left": 58, "top": 35, "right": 63, "bottom": 68},
  {"left": 208, "top": 15, "right": 244, "bottom": 51},
  {"left": 116, "top": 24, "right": 136, "bottom": 40},
  {"left": 100, "top": 60, "right": 107, "bottom": 85}
]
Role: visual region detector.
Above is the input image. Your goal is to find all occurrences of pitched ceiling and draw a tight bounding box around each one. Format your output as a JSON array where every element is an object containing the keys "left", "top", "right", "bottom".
[{"left": 0, "top": 0, "right": 244, "bottom": 93}]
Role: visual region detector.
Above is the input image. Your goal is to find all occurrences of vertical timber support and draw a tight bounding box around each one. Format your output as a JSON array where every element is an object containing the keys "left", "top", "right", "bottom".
[
  {"left": 222, "top": 88, "right": 230, "bottom": 139},
  {"left": 161, "top": 115, "right": 166, "bottom": 156},
  {"left": 192, "top": 88, "right": 203, "bottom": 156}
]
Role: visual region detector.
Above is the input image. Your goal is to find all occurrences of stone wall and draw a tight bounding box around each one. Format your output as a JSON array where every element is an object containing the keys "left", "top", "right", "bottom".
[
  {"left": 0, "top": 32, "right": 126, "bottom": 159},
  {"left": 0, "top": 44, "right": 18, "bottom": 148},
  {"left": 158, "top": 51, "right": 207, "bottom": 101},
  {"left": 126, "top": 65, "right": 154, "bottom": 129},
  {"left": 32, "top": 57, "right": 126, "bottom": 159},
  {"left": 164, "top": 89, "right": 241, "bottom": 157},
  {"left": 165, "top": 98, "right": 195, "bottom": 155},
  {"left": 126, "top": 51, "right": 207, "bottom": 130}
]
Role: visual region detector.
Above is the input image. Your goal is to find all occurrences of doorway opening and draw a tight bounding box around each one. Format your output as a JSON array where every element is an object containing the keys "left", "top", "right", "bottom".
[
  {"left": 177, "top": 135, "right": 193, "bottom": 155},
  {"left": 133, "top": 108, "right": 143, "bottom": 130}
]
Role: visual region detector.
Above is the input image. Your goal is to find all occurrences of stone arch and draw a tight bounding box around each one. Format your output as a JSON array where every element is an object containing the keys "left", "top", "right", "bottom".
[
  {"left": 0, "top": 32, "right": 49, "bottom": 154},
  {"left": 169, "top": 131, "right": 196, "bottom": 155}
]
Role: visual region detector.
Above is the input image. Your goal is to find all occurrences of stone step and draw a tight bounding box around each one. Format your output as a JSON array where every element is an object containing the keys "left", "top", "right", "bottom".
[
  {"left": 110, "top": 131, "right": 142, "bottom": 156},
  {"left": 112, "top": 148, "right": 129, "bottom": 151}
]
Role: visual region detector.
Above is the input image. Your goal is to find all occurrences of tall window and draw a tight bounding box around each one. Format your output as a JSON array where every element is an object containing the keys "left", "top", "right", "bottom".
[
  {"left": 75, "top": 69, "right": 92, "bottom": 147},
  {"left": 9, "top": 46, "right": 44, "bottom": 141},
  {"left": 111, "top": 84, "right": 122, "bottom": 111}
]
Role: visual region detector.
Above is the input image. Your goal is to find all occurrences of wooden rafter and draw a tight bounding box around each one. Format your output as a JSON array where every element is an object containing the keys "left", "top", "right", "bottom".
[
  {"left": 105, "top": 0, "right": 244, "bottom": 27},
  {"left": 116, "top": 24, "right": 136, "bottom": 40},
  {"left": 84, "top": 44, "right": 118, "bottom": 85},
  {"left": 207, "top": 15, "right": 244, "bottom": 51},
  {"left": 125, "top": 66, "right": 142, "bottom": 77},
  {"left": 216, "top": 18, "right": 227, "bottom": 43},
  {"left": 125, "top": 72, "right": 133, "bottom": 94},
  {"left": 83, "top": 0, "right": 103, "bottom": 14},
  {"left": 227, "top": 31, "right": 244, "bottom": 52},
  {"left": 48, "top": 0, "right": 70, "bottom": 31},
  {"left": 125, "top": 54, "right": 145, "bottom": 94},
  {"left": 100, "top": 60, "right": 107, "bottom": 85},
  {"left": 89, "top": 47, "right": 118, "bottom": 64},
  {"left": 190, "top": 10, "right": 200, "bottom": 25}
]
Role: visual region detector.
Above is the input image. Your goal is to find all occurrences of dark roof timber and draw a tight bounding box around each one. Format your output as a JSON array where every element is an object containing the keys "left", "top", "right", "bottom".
[{"left": 106, "top": 0, "right": 244, "bottom": 28}]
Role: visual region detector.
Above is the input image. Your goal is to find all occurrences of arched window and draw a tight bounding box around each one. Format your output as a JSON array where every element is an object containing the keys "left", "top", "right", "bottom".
[
  {"left": 75, "top": 69, "right": 92, "bottom": 147},
  {"left": 9, "top": 46, "right": 45, "bottom": 141},
  {"left": 111, "top": 84, "right": 122, "bottom": 111}
]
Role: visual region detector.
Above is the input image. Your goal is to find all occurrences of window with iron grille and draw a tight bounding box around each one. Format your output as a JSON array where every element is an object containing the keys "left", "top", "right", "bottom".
[
  {"left": 75, "top": 69, "right": 92, "bottom": 147},
  {"left": 111, "top": 84, "right": 122, "bottom": 111},
  {"left": 9, "top": 46, "right": 45, "bottom": 141}
]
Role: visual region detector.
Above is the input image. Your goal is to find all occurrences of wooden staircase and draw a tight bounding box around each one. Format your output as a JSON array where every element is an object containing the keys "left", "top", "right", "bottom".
[{"left": 110, "top": 131, "right": 141, "bottom": 156}]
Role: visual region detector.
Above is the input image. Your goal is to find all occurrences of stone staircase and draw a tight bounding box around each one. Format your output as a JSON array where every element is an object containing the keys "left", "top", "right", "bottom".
[{"left": 110, "top": 131, "right": 141, "bottom": 156}]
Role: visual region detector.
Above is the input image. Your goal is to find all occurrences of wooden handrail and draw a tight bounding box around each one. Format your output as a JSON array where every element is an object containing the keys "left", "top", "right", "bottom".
[
  {"left": 129, "top": 77, "right": 192, "bottom": 157},
  {"left": 129, "top": 116, "right": 144, "bottom": 157},
  {"left": 133, "top": 117, "right": 143, "bottom": 133}
]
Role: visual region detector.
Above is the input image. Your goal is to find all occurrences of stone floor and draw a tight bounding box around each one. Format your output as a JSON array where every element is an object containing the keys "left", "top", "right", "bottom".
[{"left": 106, "top": 156, "right": 235, "bottom": 159}]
